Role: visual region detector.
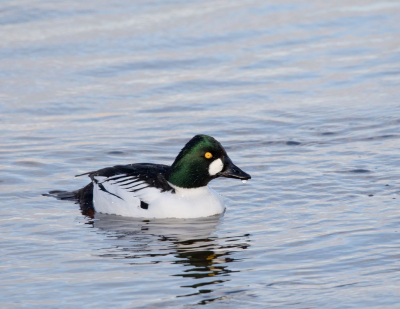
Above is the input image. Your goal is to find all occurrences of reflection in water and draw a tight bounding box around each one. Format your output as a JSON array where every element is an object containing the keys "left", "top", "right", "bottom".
[{"left": 89, "top": 214, "right": 250, "bottom": 296}]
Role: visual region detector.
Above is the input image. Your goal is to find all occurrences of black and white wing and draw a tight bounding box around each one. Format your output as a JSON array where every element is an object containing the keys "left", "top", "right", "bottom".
[
  {"left": 85, "top": 163, "right": 174, "bottom": 213},
  {"left": 44, "top": 163, "right": 174, "bottom": 217}
]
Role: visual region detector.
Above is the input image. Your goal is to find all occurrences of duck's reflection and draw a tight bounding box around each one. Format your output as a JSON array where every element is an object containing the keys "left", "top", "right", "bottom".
[{"left": 87, "top": 214, "right": 250, "bottom": 291}]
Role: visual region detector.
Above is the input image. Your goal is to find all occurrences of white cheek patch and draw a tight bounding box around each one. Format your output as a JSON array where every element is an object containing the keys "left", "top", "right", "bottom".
[{"left": 208, "top": 158, "right": 224, "bottom": 176}]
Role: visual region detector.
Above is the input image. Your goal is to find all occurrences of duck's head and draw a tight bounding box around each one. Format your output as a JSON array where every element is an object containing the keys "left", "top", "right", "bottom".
[{"left": 169, "top": 134, "right": 251, "bottom": 189}]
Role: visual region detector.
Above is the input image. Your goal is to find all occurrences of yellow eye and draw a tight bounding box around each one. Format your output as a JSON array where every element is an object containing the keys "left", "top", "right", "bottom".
[{"left": 205, "top": 152, "right": 213, "bottom": 159}]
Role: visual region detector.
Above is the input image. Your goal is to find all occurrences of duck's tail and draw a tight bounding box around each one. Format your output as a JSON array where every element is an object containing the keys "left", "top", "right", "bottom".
[
  {"left": 43, "top": 183, "right": 95, "bottom": 217},
  {"left": 43, "top": 190, "right": 77, "bottom": 201}
]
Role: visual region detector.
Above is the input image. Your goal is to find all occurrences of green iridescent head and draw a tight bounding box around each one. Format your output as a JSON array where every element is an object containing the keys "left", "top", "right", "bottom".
[{"left": 168, "top": 134, "right": 251, "bottom": 189}]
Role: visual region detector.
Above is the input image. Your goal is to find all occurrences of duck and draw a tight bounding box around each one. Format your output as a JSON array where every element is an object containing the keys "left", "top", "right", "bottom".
[{"left": 46, "top": 134, "right": 251, "bottom": 219}]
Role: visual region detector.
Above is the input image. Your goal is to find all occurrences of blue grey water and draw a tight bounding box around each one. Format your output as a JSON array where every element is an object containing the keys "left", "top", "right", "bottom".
[{"left": 1, "top": 0, "right": 400, "bottom": 308}]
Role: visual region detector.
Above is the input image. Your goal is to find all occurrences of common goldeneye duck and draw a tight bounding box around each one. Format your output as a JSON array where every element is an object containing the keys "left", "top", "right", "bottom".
[{"left": 46, "top": 134, "right": 251, "bottom": 219}]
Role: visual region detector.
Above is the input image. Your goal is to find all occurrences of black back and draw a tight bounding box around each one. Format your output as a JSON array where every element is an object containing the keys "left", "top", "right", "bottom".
[{"left": 86, "top": 163, "right": 173, "bottom": 193}]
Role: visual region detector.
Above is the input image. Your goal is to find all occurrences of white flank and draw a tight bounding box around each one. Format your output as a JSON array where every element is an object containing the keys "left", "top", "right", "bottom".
[
  {"left": 91, "top": 175, "right": 226, "bottom": 218},
  {"left": 208, "top": 158, "right": 223, "bottom": 176}
]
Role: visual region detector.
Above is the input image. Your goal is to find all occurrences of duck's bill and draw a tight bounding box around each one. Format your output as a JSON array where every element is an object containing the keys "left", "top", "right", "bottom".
[{"left": 218, "top": 157, "right": 251, "bottom": 180}]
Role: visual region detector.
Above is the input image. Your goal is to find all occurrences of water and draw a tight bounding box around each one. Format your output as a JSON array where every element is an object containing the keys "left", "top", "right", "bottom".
[{"left": 1, "top": 0, "right": 400, "bottom": 307}]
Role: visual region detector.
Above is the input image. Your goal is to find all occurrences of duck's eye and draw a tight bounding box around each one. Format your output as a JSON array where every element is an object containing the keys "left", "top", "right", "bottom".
[{"left": 204, "top": 152, "right": 213, "bottom": 159}]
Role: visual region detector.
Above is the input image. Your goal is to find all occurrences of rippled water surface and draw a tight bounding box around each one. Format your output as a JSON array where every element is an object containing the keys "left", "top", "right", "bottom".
[{"left": 1, "top": 0, "right": 400, "bottom": 308}]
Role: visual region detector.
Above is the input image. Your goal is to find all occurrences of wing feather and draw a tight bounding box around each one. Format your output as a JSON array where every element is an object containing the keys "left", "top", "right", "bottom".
[{"left": 88, "top": 164, "right": 174, "bottom": 210}]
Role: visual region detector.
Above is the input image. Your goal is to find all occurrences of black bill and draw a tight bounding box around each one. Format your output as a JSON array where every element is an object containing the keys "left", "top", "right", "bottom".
[{"left": 218, "top": 157, "right": 251, "bottom": 180}]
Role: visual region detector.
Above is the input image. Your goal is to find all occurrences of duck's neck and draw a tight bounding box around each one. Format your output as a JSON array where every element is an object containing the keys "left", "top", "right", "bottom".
[
  {"left": 169, "top": 162, "right": 211, "bottom": 188},
  {"left": 168, "top": 182, "right": 209, "bottom": 197}
]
